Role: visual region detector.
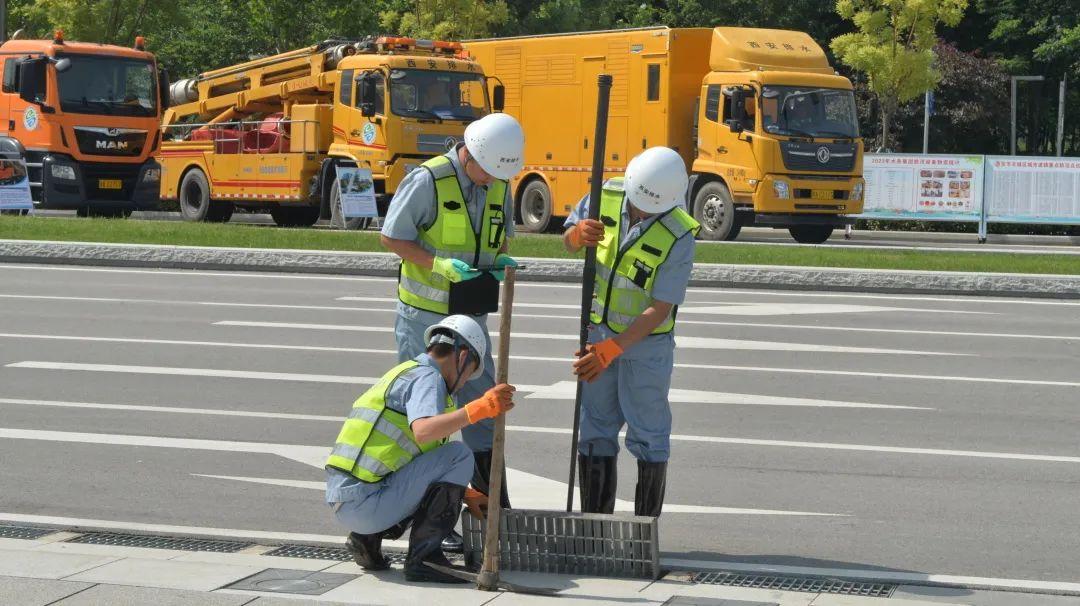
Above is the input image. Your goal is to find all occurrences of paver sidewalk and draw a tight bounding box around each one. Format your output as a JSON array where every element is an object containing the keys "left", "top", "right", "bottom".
[{"left": 0, "top": 530, "right": 1069, "bottom": 606}]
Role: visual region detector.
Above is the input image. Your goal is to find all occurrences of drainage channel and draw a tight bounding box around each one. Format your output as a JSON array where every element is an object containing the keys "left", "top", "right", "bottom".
[
  {"left": 685, "top": 570, "right": 896, "bottom": 598},
  {"left": 0, "top": 524, "right": 57, "bottom": 540}
]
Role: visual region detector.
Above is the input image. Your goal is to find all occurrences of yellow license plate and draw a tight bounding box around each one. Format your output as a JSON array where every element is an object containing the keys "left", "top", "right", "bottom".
[
  {"left": 810, "top": 189, "right": 833, "bottom": 201},
  {"left": 98, "top": 179, "right": 123, "bottom": 190}
]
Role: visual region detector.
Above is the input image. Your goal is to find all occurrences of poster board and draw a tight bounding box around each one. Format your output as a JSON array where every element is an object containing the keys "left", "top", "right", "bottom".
[
  {"left": 334, "top": 166, "right": 378, "bottom": 218},
  {"left": 985, "top": 156, "right": 1080, "bottom": 225},
  {"left": 858, "top": 154, "right": 984, "bottom": 222},
  {"left": 0, "top": 159, "right": 33, "bottom": 211}
]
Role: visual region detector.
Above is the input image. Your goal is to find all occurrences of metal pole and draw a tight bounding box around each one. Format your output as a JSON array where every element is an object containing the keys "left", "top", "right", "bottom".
[
  {"left": 566, "top": 73, "right": 612, "bottom": 513},
  {"left": 1058, "top": 76, "right": 1067, "bottom": 157},
  {"left": 1010, "top": 78, "right": 1017, "bottom": 156},
  {"left": 922, "top": 91, "right": 930, "bottom": 154}
]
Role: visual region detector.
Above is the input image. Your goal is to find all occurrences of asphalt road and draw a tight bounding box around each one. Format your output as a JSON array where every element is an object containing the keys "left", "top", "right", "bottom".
[{"left": 0, "top": 263, "right": 1078, "bottom": 588}]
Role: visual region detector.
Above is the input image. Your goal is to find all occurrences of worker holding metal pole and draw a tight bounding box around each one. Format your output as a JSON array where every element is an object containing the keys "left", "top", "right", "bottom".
[
  {"left": 562, "top": 146, "right": 699, "bottom": 517},
  {"left": 324, "top": 315, "right": 515, "bottom": 584},
  {"left": 380, "top": 112, "right": 525, "bottom": 551}
]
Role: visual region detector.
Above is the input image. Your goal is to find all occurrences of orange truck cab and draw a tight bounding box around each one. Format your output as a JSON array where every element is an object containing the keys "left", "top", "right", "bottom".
[{"left": 0, "top": 32, "right": 167, "bottom": 216}]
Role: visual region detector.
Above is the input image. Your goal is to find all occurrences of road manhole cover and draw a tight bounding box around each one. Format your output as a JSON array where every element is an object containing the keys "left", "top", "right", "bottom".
[{"left": 226, "top": 568, "right": 358, "bottom": 595}]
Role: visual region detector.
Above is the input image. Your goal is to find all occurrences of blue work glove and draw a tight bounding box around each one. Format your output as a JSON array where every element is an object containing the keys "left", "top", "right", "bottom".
[
  {"left": 490, "top": 253, "right": 519, "bottom": 281},
  {"left": 432, "top": 257, "right": 480, "bottom": 283}
]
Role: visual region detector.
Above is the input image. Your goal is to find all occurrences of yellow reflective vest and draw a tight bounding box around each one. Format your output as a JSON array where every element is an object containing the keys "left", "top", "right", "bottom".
[
  {"left": 590, "top": 178, "right": 700, "bottom": 334},
  {"left": 325, "top": 360, "right": 456, "bottom": 483},
  {"left": 397, "top": 154, "right": 508, "bottom": 314}
]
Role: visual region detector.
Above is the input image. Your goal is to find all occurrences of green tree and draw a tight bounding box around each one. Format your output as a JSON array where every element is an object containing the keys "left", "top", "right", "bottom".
[
  {"left": 831, "top": 0, "right": 968, "bottom": 151},
  {"left": 380, "top": 0, "right": 510, "bottom": 40},
  {"left": 9, "top": 0, "right": 180, "bottom": 46}
]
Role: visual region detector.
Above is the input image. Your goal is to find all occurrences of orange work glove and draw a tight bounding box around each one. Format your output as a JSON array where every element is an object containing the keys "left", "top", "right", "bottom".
[
  {"left": 567, "top": 219, "right": 605, "bottom": 248},
  {"left": 464, "top": 487, "right": 489, "bottom": 520},
  {"left": 463, "top": 383, "right": 516, "bottom": 423},
  {"left": 572, "top": 338, "right": 623, "bottom": 383}
]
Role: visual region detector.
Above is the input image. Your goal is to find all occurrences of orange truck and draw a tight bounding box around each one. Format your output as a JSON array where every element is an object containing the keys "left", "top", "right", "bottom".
[
  {"left": 465, "top": 27, "right": 864, "bottom": 243},
  {"left": 0, "top": 31, "right": 168, "bottom": 216}
]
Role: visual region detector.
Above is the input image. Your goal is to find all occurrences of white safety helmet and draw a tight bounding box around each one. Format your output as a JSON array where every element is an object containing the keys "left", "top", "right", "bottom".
[
  {"left": 424, "top": 315, "right": 488, "bottom": 380},
  {"left": 463, "top": 113, "right": 525, "bottom": 181},
  {"left": 623, "top": 147, "right": 689, "bottom": 214}
]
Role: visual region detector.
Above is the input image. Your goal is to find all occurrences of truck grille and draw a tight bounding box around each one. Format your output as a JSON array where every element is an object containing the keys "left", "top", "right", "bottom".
[
  {"left": 81, "top": 162, "right": 141, "bottom": 200},
  {"left": 780, "top": 141, "right": 856, "bottom": 172},
  {"left": 74, "top": 127, "right": 149, "bottom": 157}
]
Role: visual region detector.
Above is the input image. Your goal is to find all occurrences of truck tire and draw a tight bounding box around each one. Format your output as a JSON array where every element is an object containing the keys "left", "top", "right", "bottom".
[
  {"left": 328, "top": 177, "right": 368, "bottom": 230},
  {"left": 789, "top": 225, "right": 834, "bottom": 244},
  {"left": 270, "top": 206, "right": 320, "bottom": 228},
  {"left": 693, "top": 181, "right": 738, "bottom": 241},
  {"left": 517, "top": 179, "right": 553, "bottom": 233},
  {"left": 179, "top": 169, "right": 213, "bottom": 222}
]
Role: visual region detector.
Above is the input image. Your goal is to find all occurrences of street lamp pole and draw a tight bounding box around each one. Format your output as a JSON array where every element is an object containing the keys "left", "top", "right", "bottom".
[
  {"left": 1058, "top": 76, "right": 1067, "bottom": 157},
  {"left": 1011, "top": 75, "right": 1045, "bottom": 156}
]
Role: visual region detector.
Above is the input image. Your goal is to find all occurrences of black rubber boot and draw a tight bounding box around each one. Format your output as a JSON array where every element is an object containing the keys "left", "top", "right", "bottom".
[
  {"left": 404, "top": 482, "right": 470, "bottom": 584},
  {"left": 346, "top": 532, "right": 388, "bottom": 571},
  {"left": 471, "top": 451, "right": 512, "bottom": 509},
  {"left": 381, "top": 517, "right": 411, "bottom": 541},
  {"left": 577, "top": 454, "right": 617, "bottom": 514},
  {"left": 634, "top": 460, "right": 668, "bottom": 517}
]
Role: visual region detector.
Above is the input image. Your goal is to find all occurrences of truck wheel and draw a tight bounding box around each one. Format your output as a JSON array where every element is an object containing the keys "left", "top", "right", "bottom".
[
  {"left": 789, "top": 225, "right": 834, "bottom": 244},
  {"left": 271, "top": 206, "right": 320, "bottom": 228},
  {"left": 328, "top": 177, "right": 367, "bottom": 230},
  {"left": 179, "top": 169, "right": 213, "bottom": 222},
  {"left": 693, "top": 181, "right": 738, "bottom": 241},
  {"left": 518, "top": 179, "right": 553, "bottom": 233}
]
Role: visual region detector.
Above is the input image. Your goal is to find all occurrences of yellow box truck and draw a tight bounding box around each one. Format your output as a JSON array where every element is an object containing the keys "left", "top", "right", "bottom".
[{"left": 465, "top": 27, "right": 864, "bottom": 243}]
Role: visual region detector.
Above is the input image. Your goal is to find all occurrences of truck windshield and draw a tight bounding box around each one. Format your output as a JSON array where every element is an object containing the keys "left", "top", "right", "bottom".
[
  {"left": 760, "top": 86, "right": 858, "bottom": 139},
  {"left": 56, "top": 55, "right": 157, "bottom": 117},
  {"left": 389, "top": 69, "right": 488, "bottom": 121}
]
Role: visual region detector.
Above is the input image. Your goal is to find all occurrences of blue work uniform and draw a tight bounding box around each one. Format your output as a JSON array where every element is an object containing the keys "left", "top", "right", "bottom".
[
  {"left": 381, "top": 144, "right": 514, "bottom": 452},
  {"left": 326, "top": 354, "right": 474, "bottom": 535},
  {"left": 563, "top": 195, "right": 695, "bottom": 463}
]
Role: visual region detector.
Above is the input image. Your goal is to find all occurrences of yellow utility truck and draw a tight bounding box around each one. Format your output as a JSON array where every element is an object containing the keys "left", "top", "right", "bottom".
[
  {"left": 465, "top": 27, "right": 864, "bottom": 242},
  {"left": 160, "top": 37, "right": 502, "bottom": 226}
]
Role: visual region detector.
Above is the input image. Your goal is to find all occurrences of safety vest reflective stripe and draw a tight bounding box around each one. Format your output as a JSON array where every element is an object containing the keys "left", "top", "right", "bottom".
[
  {"left": 397, "top": 154, "right": 507, "bottom": 314},
  {"left": 589, "top": 180, "right": 699, "bottom": 334},
  {"left": 325, "top": 360, "right": 456, "bottom": 483}
]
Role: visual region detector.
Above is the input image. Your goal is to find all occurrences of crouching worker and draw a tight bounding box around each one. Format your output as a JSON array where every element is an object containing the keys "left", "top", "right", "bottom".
[{"left": 325, "top": 315, "right": 515, "bottom": 584}]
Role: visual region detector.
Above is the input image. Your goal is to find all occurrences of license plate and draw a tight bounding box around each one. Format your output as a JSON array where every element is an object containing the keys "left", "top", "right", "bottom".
[
  {"left": 98, "top": 179, "right": 122, "bottom": 190},
  {"left": 810, "top": 189, "right": 833, "bottom": 201}
]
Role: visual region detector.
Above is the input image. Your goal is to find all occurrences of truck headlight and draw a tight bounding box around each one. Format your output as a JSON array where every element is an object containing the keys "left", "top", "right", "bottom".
[
  {"left": 142, "top": 168, "right": 161, "bottom": 183},
  {"left": 772, "top": 179, "right": 791, "bottom": 199},
  {"left": 50, "top": 164, "right": 76, "bottom": 181},
  {"left": 851, "top": 181, "right": 864, "bottom": 201}
]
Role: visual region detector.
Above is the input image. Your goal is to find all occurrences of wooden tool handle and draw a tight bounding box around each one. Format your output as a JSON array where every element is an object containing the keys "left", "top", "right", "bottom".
[{"left": 478, "top": 267, "right": 516, "bottom": 590}]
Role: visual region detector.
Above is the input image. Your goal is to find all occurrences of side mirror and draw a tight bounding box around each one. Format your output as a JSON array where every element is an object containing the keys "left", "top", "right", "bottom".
[
  {"left": 17, "top": 58, "right": 47, "bottom": 105},
  {"left": 158, "top": 68, "right": 170, "bottom": 111},
  {"left": 724, "top": 119, "right": 744, "bottom": 133},
  {"left": 492, "top": 84, "right": 505, "bottom": 112},
  {"left": 54, "top": 58, "right": 71, "bottom": 73},
  {"left": 358, "top": 73, "right": 380, "bottom": 117}
]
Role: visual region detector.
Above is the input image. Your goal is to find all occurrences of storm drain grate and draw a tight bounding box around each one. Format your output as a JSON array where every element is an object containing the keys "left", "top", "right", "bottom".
[
  {"left": 462, "top": 509, "right": 661, "bottom": 579},
  {"left": 66, "top": 532, "right": 253, "bottom": 553},
  {"left": 264, "top": 544, "right": 458, "bottom": 567},
  {"left": 690, "top": 571, "right": 895, "bottom": 598},
  {"left": 0, "top": 524, "right": 57, "bottom": 540}
]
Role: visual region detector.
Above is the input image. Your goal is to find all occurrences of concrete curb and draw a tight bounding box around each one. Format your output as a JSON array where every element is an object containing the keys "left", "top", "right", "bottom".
[{"left": 1, "top": 238, "right": 1078, "bottom": 298}]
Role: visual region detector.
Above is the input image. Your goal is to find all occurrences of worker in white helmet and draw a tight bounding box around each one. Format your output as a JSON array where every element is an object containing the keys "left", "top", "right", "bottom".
[
  {"left": 380, "top": 112, "right": 524, "bottom": 551},
  {"left": 562, "top": 147, "right": 699, "bottom": 518},
  {"left": 325, "top": 315, "right": 516, "bottom": 584}
]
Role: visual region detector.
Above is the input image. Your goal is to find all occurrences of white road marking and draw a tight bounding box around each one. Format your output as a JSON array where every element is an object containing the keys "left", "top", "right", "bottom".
[
  {"left": 213, "top": 321, "right": 963, "bottom": 356},
  {"left": 0, "top": 263, "right": 398, "bottom": 282},
  {"left": 678, "top": 303, "right": 994, "bottom": 316},
  {"left": 0, "top": 512, "right": 348, "bottom": 547},
  {"left": 11, "top": 358, "right": 1068, "bottom": 390},
  {"left": 521, "top": 381, "right": 930, "bottom": 409},
  {"left": 0, "top": 332, "right": 403, "bottom": 355},
  {"left": 661, "top": 558, "right": 1080, "bottom": 596},
  {"left": 656, "top": 319, "right": 1080, "bottom": 341},
  {"left": 686, "top": 288, "right": 1080, "bottom": 306},
  {"left": 195, "top": 472, "right": 843, "bottom": 517},
  {"left": 4, "top": 424, "right": 1080, "bottom": 466},
  {"left": 0, "top": 293, "right": 380, "bottom": 313},
  {"left": 0, "top": 398, "right": 343, "bottom": 422}
]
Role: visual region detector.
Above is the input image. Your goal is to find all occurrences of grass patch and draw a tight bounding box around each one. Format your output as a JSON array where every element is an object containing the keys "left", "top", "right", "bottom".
[{"left": 1, "top": 215, "right": 1078, "bottom": 275}]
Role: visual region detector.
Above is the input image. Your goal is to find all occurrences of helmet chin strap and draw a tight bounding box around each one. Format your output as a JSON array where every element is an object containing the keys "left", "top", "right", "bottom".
[{"left": 448, "top": 334, "right": 471, "bottom": 394}]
